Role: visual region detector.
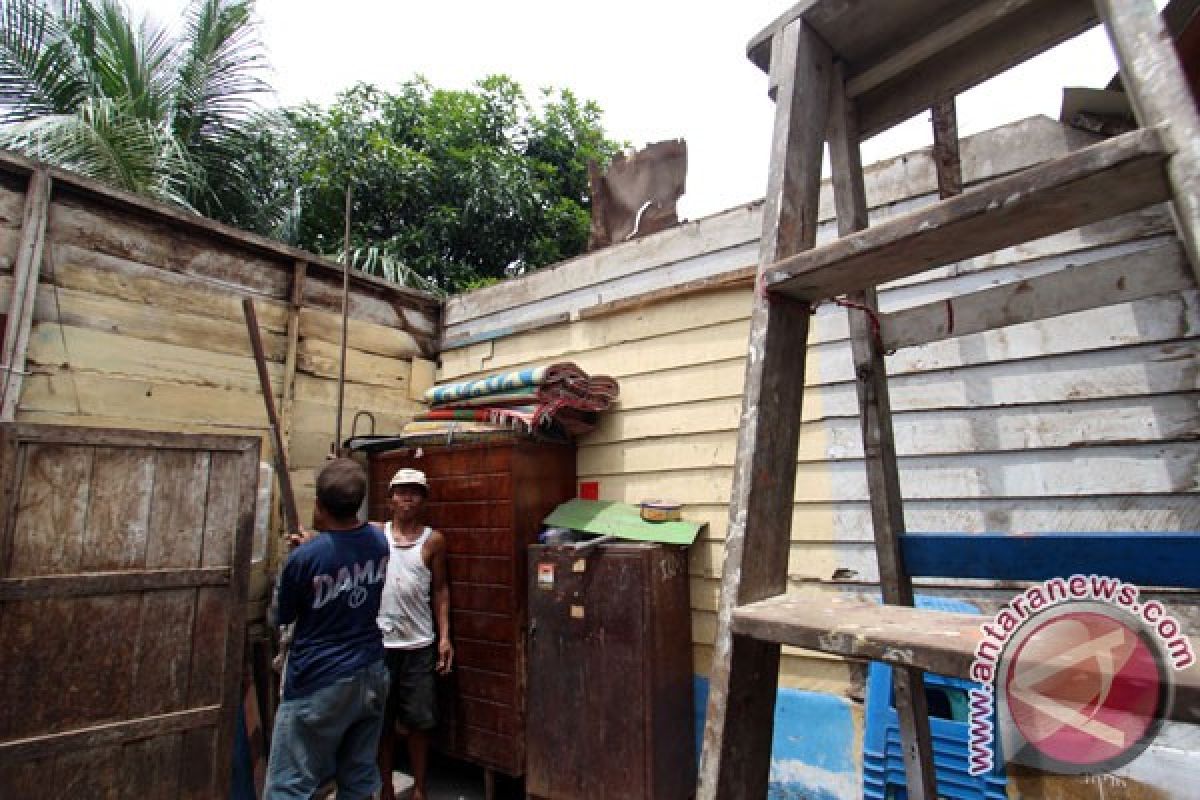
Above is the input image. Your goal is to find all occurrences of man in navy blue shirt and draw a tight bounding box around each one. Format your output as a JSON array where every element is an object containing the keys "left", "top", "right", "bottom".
[{"left": 265, "top": 458, "right": 391, "bottom": 799}]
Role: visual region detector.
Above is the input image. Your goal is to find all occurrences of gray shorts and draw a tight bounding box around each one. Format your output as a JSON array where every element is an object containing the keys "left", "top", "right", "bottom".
[{"left": 384, "top": 644, "right": 437, "bottom": 731}]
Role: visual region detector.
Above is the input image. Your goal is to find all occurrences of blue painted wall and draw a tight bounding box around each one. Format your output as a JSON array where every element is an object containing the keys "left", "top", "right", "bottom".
[{"left": 694, "top": 677, "right": 861, "bottom": 800}]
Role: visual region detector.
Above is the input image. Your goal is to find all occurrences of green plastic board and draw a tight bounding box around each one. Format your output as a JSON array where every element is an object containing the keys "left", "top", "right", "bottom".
[{"left": 543, "top": 499, "right": 704, "bottom": 546}]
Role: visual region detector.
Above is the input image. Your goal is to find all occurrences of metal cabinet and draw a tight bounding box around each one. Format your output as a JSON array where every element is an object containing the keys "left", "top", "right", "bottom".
[
  {"left": 525, "top": 543, "right": 695, "bottom": 800},
  {"left": 368, "top": 436, "right": 576, "bottom": 778}
]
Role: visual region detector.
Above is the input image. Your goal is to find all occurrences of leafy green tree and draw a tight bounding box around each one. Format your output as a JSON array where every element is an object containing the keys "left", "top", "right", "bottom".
[
  {"left": 249, "top": 76, "right": 623, "bottom": 293},
  {"left": 0, "top": 0, "right": 268, "bottom": 213}
]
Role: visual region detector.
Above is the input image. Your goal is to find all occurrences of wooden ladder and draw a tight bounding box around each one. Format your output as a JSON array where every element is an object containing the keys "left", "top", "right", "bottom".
[{"left": 698, "top": 2, "right": 1200, "bottom": 798}]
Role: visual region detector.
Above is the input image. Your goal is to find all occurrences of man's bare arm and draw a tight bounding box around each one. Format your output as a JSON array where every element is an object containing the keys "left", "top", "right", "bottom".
[{"left": 429, "top": 531, "right": 454, "bottom": 674}]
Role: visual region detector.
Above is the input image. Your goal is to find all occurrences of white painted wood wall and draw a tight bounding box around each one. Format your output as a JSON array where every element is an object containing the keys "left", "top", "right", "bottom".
[{"left": 441, "top": 116, "right": 1199, "bottom": 694}]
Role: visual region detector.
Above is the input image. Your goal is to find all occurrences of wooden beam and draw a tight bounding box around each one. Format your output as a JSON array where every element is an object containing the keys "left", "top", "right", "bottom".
[
  {"left": 852, "top": 0, "right": 1096, "bottom": 138},
  {"left": 0, "top": 706, "right": 220, "bottom": 764},
  {"left": 735, "top": 595, "right": 982, "bottom": 677},
  {"left": 747, "top": 0, "right": 1097, "bottom": 139},
  {"left": 215, "top": 442, "right": 260, "bottom": 800},
  {"left": 844, "top": 0, "right": 1041, "bottom": 97},
  {"left": 766, "top": 126, "right": 1171, "bottom": 300},
  {"left": 39, "top": 165, "right": 439, "bottom": 308},
  {"left": 577, "top": 266, "right": 756, "bottom": 321},
  {"left": 439, "top": 311, "right": 571, "bottom": 350},
  {"left": 0, "top": 567, "right": 230, "bottom": 600},
  {"left": 1096, "top": 0, "right": 1200, "bottom": 283},
  {"left": 2, "top": 421, "right": 260, "bottom": 453},
  {"left": 879, "top": 240, "right": 1192, "bottom": 350},
  {"left": 0, "top": 170, "right": 50, "bottom": 421},
  {"left": 900, "top": 532, "right": 1200, "bottom": 588},
  {"left": 931, "top": 98, "right": 962, "bottom": 198},
  {"left": 242, "top": 298, "right": 300, "bottom": 539},
  {"left": 279, "top": 261, "right": 307, "bottom": 455},
  {"left": 827, "top": 63, "right": 937, "bottom": 800},
  {"left": 698, "top": 19, "right": 832, "bottom": 800},
  {"left": 731, "top": 594, "right": 1200, "bottom": 725}
]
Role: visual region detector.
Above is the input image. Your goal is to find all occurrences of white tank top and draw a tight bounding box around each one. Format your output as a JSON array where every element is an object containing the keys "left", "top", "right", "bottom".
[{"left": 377, "top": 524, "right": 436, "bottom": 649}]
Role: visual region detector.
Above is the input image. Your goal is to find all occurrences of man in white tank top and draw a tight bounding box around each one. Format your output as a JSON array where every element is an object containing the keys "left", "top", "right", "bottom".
[{"left": 375, "top": 468, "right": 452, "bottom": 800}]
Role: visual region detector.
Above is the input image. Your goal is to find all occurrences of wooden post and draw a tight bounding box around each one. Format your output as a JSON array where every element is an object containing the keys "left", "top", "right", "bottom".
[
  {"left": 931, "top": 98, "right": 963, "bottom": 198},
  {"left": 1095, "top": 0, "right": 1200, "bottom": 279},
  {"left": 242, "top": 298, "right": 300, "bottom": 540},
  {"left": 697, "top": 19, "right": 832, "bottom": 800},
  {"left": 334, "top": 186, "right": 353, "bottom": 455},
  {"left": 0, "top": 170, "right": 51, "bottom": 421},
  {"left": 279, "top": 261, "right": 307, "bottom": 452},
  {"left": 828, "top": 64, "right": 938, "bottom": 800}
]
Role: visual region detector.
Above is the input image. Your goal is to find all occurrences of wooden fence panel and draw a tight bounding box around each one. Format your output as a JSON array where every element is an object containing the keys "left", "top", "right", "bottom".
[{"left": 0, "top": 423, "right": 258, "bottom": 799}]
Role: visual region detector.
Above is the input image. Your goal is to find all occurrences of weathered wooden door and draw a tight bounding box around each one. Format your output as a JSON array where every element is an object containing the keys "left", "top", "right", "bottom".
[{"left": 0, "top": 424, "right": 260, "bottom": 798}]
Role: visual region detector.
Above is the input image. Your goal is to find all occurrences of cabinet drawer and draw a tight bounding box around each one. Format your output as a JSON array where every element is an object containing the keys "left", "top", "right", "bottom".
[
  {"left": 457, "top": 696, "right": 518, "bottom": 736},
  {"left": 452, "top": 609, "right": 516, "bottom": 643},
  {"left": 453, "top": 583, "right": 516, "bottom": 614},
  {"left": 461, "top": 723, "right": 521, "bottom": 774},
  {"left": 443, "top": 528, "right": 514, "bottom": 556},
  {"left": 433, "top": 472, "right": 512, "bottom": 502},
  {"left": 456, "top": 665, "right": 516, "bottom": 706},
  {"left": 454, "top": 638, "right": 516, "bottom": 675},
  {"left": 420, "top": 445, "right": 514, "bottom": 476},
  {"left": 430, "top": 501, "right": 513, "bottom": 529},
  {"left": 448, "top": 554, "right": 512, "bottom": 585}
]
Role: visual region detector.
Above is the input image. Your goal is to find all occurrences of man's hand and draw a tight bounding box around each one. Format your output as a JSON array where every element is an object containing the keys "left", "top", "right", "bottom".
[
  {"left": 436, "top": 636, "right": 454, "bottom": 675},
  {"left": 287, "top": 526, "right": 316, "bottom": 549}
]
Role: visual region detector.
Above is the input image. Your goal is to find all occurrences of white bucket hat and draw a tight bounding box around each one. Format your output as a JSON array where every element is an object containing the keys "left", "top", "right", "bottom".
[{"left": 389, "top": 467, "right": 428, "bottom": 492}]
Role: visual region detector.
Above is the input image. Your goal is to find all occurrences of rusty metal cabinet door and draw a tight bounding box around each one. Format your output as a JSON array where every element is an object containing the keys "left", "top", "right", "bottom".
[
  {"left": 526, "top": 544, "right": 695, "bottom": 800},
  {"left": 0, "top": 424, "right": 260, "bottom": 799}
]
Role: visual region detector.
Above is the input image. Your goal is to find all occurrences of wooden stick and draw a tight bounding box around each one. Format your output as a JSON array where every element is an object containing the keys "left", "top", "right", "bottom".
[
  {"left": 828, "top": 61, "right": 938, "bottom": 800},
  {"left": 1095, "top": 0, "right": 1200, "bottom": 282},
  {"left": 931, "top": 98, "right": 962, "bottom": 198},
  {"left": 766, "top": 126, "right": 1169, "bottom": 300},
  {"left": 242, "top": 297, "right": 300, "bottom": 538},
  {"left": 698, "top": 18, "right": 830, "bottom": 800},
  {"left": 279, "top": 261, "right": 307, "bottom": 458},
  {"left": 0, "top": 170, "right": 51, "bottom": 421},
  {"left": 334, "top": 185, "right": 353, "bottom": 456}
]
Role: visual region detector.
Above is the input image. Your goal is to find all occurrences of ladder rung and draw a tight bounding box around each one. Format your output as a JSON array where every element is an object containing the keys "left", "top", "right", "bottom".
[
  {"left": 765, "top": 126, "right": 1171, "bottom": 301},
  {"left": 732, "top": 594, "right": 981, "bottom": 674},
  {"left": 732, "top": 593, "right": 1200, "bottom": 724}
]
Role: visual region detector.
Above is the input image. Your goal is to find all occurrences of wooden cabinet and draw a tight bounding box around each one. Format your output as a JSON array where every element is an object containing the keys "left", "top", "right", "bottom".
[
  {"left": 368, "top": 436, "right": 576, "bottom": 777},
  {"left": 525, "top": 543, "right": 696, "bottom": 800}
]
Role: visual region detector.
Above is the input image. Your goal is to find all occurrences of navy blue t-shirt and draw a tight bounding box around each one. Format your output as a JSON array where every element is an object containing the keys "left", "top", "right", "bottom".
[{"left": 276, "top": 523, "right": 390, "bottom": 700}]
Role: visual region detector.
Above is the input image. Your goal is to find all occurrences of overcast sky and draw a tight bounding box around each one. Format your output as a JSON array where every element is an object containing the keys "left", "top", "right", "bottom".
[{"left": 127, "top": 0, "right": 1122, "bottom": 220}]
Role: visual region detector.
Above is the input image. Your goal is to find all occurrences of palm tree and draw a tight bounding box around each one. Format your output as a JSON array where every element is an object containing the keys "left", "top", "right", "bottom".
[{"left": 0, "top": 0, "right": 268, "bottom": 213}]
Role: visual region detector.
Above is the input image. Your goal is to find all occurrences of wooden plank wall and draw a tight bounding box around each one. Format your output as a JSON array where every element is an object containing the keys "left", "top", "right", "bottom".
[
  {"left": 0, "top": 427, "right": 259, "bottom": 798},
  {"left": 0, "top": 156, "right": 439, "bottom": 600},
  {"left": 437, "top": 116, "right": 1200, "bottom": 696}
]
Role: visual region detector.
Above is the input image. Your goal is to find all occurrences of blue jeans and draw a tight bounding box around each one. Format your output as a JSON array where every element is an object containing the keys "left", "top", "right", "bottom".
[{"left": 265, "top": 659, "right": 389, "bottom": 800}]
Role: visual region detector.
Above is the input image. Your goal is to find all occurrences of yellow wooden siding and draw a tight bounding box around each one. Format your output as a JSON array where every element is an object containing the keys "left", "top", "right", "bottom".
[
  {"left": 437, "top": 284, "right": 845, "bottom": 691},
  {"left": 435, "top": 237, "right": 1198, "bottom": 699}
]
